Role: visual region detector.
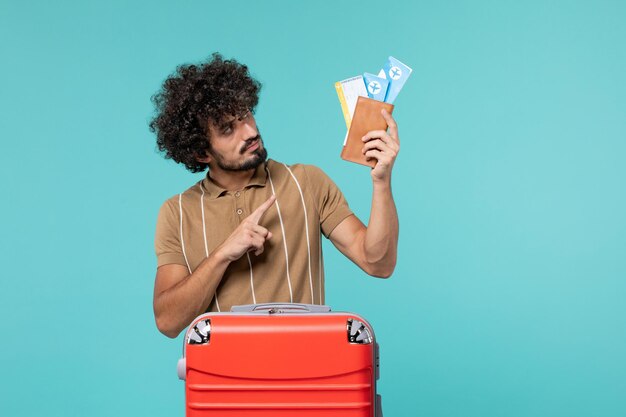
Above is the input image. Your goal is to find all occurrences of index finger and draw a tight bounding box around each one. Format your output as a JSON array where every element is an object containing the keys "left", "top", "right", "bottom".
[
  {"left": 381, "top": 109, "right": 399, "bottom": 142},
  {"left": 249, "top": 195, "right": 276, "bottom": 224}
]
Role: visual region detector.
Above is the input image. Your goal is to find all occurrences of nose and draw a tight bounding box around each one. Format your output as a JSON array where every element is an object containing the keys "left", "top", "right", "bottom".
[{"left": 241, "top": 119, "right": 258, "bottom": 139}]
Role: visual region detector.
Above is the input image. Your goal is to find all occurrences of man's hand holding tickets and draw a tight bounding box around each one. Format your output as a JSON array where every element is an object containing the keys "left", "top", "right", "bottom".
[
  {"left": 362, "top": 109, "right": 400, "bottom": 183},
  {"left": 336, "top": 56, "right": 410, "bottom": 169}
]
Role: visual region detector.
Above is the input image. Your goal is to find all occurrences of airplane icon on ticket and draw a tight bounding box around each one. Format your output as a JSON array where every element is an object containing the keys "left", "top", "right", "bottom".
[
  {"left": 363, "top": 73, "right": 389, "bottom": 101},
  {"left": 377, "top": 56, "right": 412, "bottom": 104}
]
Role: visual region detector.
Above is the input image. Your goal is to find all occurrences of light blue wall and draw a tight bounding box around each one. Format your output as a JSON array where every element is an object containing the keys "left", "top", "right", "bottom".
[{"left": 1, "top": 1, "right": 625, "bottom": 416}]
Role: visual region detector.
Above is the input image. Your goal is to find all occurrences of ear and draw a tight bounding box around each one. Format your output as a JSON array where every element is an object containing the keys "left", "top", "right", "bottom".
[
  {"left": 196, "top": 155, "right": 211, "bottom": 164},
  {"left": 196, "top": 150, "right": 211, "bottom": 164}
]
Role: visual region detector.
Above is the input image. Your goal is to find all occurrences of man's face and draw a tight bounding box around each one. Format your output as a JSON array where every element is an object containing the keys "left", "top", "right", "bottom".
[{"left": 203, "top": 111, "right": 268, "bottom": 171}]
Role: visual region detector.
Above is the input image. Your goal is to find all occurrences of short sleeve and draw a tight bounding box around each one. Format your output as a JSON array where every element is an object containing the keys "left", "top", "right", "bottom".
[
  {"left": 155, "top": 199, "right": 188, "bottom": 267},
  {"left": 303, "top": 165, "right": 354, "bottom": 238}
]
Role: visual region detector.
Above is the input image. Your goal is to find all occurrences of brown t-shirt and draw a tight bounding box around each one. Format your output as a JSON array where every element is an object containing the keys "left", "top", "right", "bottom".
[{"left": 155, "top": 159, "right": 353, "bottom": 312}]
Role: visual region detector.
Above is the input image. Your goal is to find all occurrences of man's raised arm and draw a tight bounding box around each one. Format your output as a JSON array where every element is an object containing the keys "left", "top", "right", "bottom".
[{"left": 328, "top": 109, "right": 400, "bottom": 278}]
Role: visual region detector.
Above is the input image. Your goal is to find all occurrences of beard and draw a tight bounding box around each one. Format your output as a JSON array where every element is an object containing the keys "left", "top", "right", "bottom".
[{"left": 208, "top": 134, "right": 268, "bottom": 172}]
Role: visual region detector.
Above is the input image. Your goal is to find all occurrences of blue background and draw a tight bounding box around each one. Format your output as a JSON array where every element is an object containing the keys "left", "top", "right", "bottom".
[{"left": 1, "top": 1, "right": 625, "bottom": 416}]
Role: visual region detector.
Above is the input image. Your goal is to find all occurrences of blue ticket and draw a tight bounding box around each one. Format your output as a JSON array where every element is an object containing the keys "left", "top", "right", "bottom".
[
  {"left": 363, "top": 72, "right": 389, "bottom": 101},
  {"left": 378, "top": 56, "right": 412, "bottom": 104}
]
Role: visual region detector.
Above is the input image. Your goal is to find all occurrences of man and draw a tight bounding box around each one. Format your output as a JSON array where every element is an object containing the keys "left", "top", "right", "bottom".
[{"left": 150, "top": 53, "right": 399, "bottom": 338}]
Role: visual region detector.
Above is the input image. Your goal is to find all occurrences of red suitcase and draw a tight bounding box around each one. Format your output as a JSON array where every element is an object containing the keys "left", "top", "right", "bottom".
[{"left": 177, "top": 303, "right": 383, "bottom": 417}]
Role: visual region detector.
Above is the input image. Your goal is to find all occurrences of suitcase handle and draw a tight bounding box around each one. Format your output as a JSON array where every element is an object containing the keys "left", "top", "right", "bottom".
[{"left": 231, "top": 303, "right": 331, "bottom": 313}]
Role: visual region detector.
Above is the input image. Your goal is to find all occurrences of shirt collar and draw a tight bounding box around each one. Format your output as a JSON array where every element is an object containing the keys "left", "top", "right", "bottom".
[{"left": 201, "top": 161, "right": 268, "bottom": 199}]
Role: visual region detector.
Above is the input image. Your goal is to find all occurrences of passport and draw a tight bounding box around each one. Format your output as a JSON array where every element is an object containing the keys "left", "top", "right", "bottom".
[{"left": 340, "top": 97, "right": 394, "bottom": 167}]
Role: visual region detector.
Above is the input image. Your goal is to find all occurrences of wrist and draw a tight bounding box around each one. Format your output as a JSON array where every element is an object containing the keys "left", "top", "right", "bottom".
[
  {"left": 212, "top": 245, "right": 233, "bottom": 265},
  {"left": 372, "top": 177, "right": 392, "bottom": 191}
]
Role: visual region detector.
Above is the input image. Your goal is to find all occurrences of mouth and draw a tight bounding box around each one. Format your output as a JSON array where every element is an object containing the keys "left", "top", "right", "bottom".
[{"left": 242, "top": 139, "right": 260, "bottom": 153}]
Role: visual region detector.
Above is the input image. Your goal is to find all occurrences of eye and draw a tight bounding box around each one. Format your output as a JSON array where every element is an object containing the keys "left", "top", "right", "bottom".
[
  {"left": 239, "top": 110, "right": 251, "bottom": 120},
  {"left": 221, "top": 125, "right": 233, "bottom": 135}
]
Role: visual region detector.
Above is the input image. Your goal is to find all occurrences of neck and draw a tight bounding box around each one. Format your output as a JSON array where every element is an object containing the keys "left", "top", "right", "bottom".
[{"left": 208, "top": 165, "right": 256, "bottom": 191}]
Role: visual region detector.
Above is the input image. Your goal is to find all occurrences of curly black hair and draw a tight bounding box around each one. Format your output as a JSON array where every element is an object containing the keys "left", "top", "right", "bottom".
[{"left": 149, "top": 53, "right": 262, "bottom": 173}]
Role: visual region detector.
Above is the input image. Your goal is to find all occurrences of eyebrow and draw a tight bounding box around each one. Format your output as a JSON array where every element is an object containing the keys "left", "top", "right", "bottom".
[
  {"left": 215, "top": 109, "right": 249, "bottom": 132},
  {"left": 218, "top": 119, "right": 235, "bottom": 131}
]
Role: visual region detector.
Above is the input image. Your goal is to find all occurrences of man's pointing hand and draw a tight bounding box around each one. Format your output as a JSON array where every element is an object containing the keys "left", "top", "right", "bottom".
[{"left": 215, "top": 195, "right": 276, "bottom": 262}]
